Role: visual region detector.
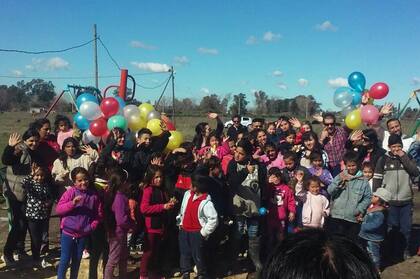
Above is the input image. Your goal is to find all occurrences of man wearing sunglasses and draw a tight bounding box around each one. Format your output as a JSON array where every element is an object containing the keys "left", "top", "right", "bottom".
[
  {"left": 319, "top": 113, "right": 349, "bottom": 177},
  {"left": 227, "top": 115, "right": 248, "bottom": 141}
]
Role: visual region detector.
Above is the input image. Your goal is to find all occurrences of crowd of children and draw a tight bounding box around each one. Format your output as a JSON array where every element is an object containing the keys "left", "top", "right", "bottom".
[{"left": 1, "top": 109, "right": 420, "bottom": 278}]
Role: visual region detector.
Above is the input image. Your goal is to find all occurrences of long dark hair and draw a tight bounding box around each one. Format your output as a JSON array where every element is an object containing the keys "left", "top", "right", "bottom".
[
  {"left": 192, "top": 122, "right": 209, "bottom": 148},
  {"left": 143, "top": 165, "right": 164, "bottom": 187},
  {"left": 29, "top": 118, "right": 51, "bottom": 131},
  {"left": 54, "top": 115, "right": 72, "bottom": 134},
  {"left": 104, "top": 167, "right": 128, "bottom": 235},
  {"left": 59, "top": 137, "right": 81, "bottom": 170},
  {"left": 301, "top": 131, "right": 323, "bottom": 152}
]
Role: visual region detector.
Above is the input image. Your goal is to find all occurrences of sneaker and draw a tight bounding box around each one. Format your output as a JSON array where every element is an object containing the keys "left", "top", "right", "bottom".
[
  {"left": 82, "top": 250, "right": 90, "bottom": 259},
  {"left": 41, "top": 258, "right": 52, "bottom": 268},
  {"left": 1, "top": 254, "right": 16, "bottom": 267},
  {"left": 193, "top": 265, "right": 198, "bottom": 274}
]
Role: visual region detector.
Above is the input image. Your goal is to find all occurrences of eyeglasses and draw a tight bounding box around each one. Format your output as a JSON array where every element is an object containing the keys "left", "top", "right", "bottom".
[
  {"left": 324, "top": 123, "right": 335, "bottom": 127},
  {"left": 233, "top": 120, "right": 240, "bottom": 123}
]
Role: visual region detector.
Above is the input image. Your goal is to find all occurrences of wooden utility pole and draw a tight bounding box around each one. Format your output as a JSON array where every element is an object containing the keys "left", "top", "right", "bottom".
[
  {"left": 171, "top": 66, "right": 175, "bottom": 124},
  {"left": 93, "top": 24, "right": 99, "bottom": 89}
]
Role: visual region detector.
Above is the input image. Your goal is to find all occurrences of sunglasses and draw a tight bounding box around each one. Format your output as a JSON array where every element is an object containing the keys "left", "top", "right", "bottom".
[{"left": 324, "top": 123, "right": 335, "bottom": 127}]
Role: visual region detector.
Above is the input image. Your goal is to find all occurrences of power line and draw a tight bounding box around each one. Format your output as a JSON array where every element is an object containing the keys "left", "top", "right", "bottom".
[
  {"left": 0, "top": 39, "right": 95, "bottom": 55},
  {"left": 98, "top": 37, "right": 121, "bottom": 70},
  {"left": 135, "top": 76, "right": 171, "bottom": 89},
  {"left": 0, "top": 71, "right": 169, "bottom": 80}
]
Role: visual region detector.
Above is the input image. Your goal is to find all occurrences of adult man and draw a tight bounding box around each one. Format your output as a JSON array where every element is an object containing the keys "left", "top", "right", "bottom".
[
  {"left": 319, "top": 113, "right": 348, "bottom": 177},
  {"left": 382, "top": 118, "right": 415, "bottom": 152},
  {"left": 250, "top": 118, "right": 265, "bottom": 132},
  {"left": 227, "top": 115, "right": 248, "bottom": 141}
]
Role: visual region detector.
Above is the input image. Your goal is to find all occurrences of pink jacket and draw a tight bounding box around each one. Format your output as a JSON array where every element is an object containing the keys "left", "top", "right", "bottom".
[
  {"left": 197, "top": 140, "right": 230, "bottom": 159},
  {"left": 302, "top": 192, "right": 330, "bottom": 228},
  {"left": 268, "top": 184, "right": 296, "bottom": 225},
  {"left": 56, "top": 186, "right": 102, "bottom": 238},
  {"left": 260, "top": 153, "right": 285, "bottom": 170}
]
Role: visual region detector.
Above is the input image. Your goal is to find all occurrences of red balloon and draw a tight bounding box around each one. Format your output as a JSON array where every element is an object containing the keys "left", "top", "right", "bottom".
[
  {"left": 89, "top": 117, "right": 108, "bottom": 136},
  {"left": 369, "top": 82, "right": 389, "bottom": 99},
  {"left": 100, "top": 97, "right": 119, "bottom": 118},
  {"left": 161, "top": 115, "right": 176, "bottom": 131}
]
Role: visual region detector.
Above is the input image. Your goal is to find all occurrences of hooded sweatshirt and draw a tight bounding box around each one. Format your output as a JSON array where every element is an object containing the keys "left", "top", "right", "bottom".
[
  {"left": 373, "top": 152, "right": 419, "bottom": 205},
  {"left": 56, "top": 186, "right": 102, "bottom": 238}
]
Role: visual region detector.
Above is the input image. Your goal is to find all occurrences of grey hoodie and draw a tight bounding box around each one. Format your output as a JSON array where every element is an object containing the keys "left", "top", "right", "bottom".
[{"left": 373, "top": 152, "right": 419, "bottom": 205}]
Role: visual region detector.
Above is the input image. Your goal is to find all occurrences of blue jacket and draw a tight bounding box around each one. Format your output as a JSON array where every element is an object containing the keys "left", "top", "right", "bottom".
[
  {"left": 328, "top": 171, "right": 371, "bottom": 223},
  {"left": 359, "top": 206, "right": 387, "bottom": 242}
]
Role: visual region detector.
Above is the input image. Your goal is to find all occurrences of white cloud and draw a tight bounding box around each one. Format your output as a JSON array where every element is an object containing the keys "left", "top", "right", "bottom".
[
  {"left": 131, "top": 62, "right": 170, "bottom": 72},
  {"left": 130, "top": 40, "right": 157, "bottom": 50},
  {"left": 11, "top": 70, "right": 23, "bottom": 77},
  {"left": 246, "top": 36, "right": 258, "bottom": 45},
  {"left": 263, "top": 31, "right": 282, "bottom": 42},
  {"left": 173, "top": 56, "right": 189, "bottom": 65},
  {"left": 412, "top": 77, "right": 420, "bottom": 85},
  {"left": 272, "top": 70, "right": 283, "bottom": 77},
  {"left": 316, "top": 20, "right": 338, "bottom": 31},
  {"left": 200, "top": 87, "right": 210, "bottom": 94},
  {"left": 298, "top": 78, "right": 309, "bottom": 87},
  {"left": 24, "top": 57, "right": 69, "bottom": 71},
  {"left": 197, "top": 47, "right": 219, "bottom": 55},
  {"left": 277, "top": 82, "right": 287, "bottom": 90},
  {"left": 328, "top": 77, "right": 348, "bottom": 88},
  {"left": 46, "top": 57, "right": 69, "bottom": 70}
]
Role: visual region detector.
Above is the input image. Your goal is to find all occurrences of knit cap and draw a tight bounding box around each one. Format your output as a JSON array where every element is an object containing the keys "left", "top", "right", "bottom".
[{"left": 388, "top": 134, "right": 403, "bottom": 147}]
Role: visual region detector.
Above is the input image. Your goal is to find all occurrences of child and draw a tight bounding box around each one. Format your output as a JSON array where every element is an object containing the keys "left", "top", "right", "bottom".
[
  {"left": 22, "top": 165, "right": 53, "bottom": 267},
  {"left": 278, "top": 130, "right": 296, "bottom": 154},
  {"left": 140, "top": 165, "right": 176, "bottom": 278},
  {"left": 362, "top": 162, "right": 374, "bottom": 192},
  {"left": 359, "top": 188, "right": 391, "bottom": 272},
  {"left": 221, "top": 138, "right": 236, "bottom": 175},
  {"left": 266, "top": 122, "right": 280, "bottom": 145},
  {"left": 302, "top": 177, "right": 329, "bottom": 228},
  {"left": 56, "top": 167, "right": 102, "bottom": 279},
  {"left": 267, "top": 167, "right": 295, "bottom": 247},
  {"left": 259, "top": 142, "right": 285, "bottom": 170},
  {"left": 103, "top": 167, "right": 135, "bottom": 279},
  {"left": 327, "top": 151, "right": 371, "bottom": 241},
  {"left": 202, "top": 130, "right": 230, "bottom": 160},
  {"left": 177, "top": 174, "right": 218, "bottom": 279},
  {"left": 307, "top": 152, "right": 333, "bottom": 193},
  {"left": 281, "top": 151, "right": 309, "bottom": 185},
  {"left": 55, "top": 115, "right": 76, "bottom": 149}
]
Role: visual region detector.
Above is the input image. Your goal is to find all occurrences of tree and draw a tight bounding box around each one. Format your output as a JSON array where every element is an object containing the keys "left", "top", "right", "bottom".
[
  {"left": 17, "top": 79, "right": 55, "bottom": 107},
  {"left": 254, "top": 90, "right": 268, "bottom": 115},
  {"left": 199, "top": 94, "right": 224, "bottom": 112},
  {"left": 229, "top": 93, "right": 248, "bottom": 115}
]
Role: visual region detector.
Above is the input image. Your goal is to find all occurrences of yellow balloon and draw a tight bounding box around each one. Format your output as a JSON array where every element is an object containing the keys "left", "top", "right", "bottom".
[
  {"left": 345, "top": 109, "right": 362, "bottom": 129},
  {"left": 147, "top": 119, "right": 163, "bottom": 136},
  {"left": 166, "top": 131, "right": 184, "bottom": 151},
  {"left": 128, "top": 113, "right": 146, "bottom": 132},
  {"left": 138, "top": 103, "right": 155, "bottom": 120}
]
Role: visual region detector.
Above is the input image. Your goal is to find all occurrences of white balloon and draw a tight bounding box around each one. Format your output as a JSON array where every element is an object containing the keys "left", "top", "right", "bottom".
[
  {"left": 79, "top": 101, "right": 102, "bottom": 121},
  {"left": 123, "top": 105, "right": 140, "bottom": 119},
  {"left": 82, "top": 129, "right": 100, "bottom": 144}
]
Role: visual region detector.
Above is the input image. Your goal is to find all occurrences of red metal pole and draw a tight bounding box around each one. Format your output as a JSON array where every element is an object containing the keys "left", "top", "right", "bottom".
[
  {"left": 118, "top": 69, "right": 128, "bottom": 101},
  {"left": 44, "top": 90, "right": 66, "bottom": 118}
]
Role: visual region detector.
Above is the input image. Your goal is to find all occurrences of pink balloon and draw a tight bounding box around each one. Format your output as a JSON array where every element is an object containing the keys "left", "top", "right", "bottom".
[
  {"left": 369, "top": 82, "right": 389, "bottom": 99},
  {"left": 361, "top": 105, "right": 380, "bottom": 125},
  {"left": 100, "top": 97, "right": 120, "bottom": 118},
  {"left": 89, "top": 117, "right": 108, "bottom": 136}
]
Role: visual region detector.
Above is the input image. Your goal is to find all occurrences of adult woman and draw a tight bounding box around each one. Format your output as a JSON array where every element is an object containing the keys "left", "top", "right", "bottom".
[
  {"left": 299, "top": 131, "right": 328, "bottom": 168},
  {"left": 192, "top": 113, "right": 224, "bottom": 150},
  {"left": 345, "top": 129, "right": 386, "bottom": 166},
  {"left": 1, "top": 130, "right": 43, "bottom": 265},
  {"left": 51, "top": 137, "right": 98, "bottom": 196},
  {"left": 30, "top": 119, "right": 60, "bottom": 170}
]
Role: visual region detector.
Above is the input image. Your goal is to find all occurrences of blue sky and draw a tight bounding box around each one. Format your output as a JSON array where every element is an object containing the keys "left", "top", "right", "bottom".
[{"left": 1, "top": 0, "right": 420, "bottom": 110}]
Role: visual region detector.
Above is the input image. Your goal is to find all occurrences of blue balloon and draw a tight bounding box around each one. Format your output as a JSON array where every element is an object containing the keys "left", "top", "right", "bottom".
[
  {"left": 351, "top": 90, "right": 363, "bottom": 106},
  {"left": 74, "top": 113, "right": 90, "bottom": 130},
  {"left": 348, "top": 72, "right": 366, "bottom": 92},
  {"left": 259, "top": 207, "right": 268, "bottom": 216},
  {"left": 76, "top": 93, "right": 98, "bottom": 109},
  {"left": 114, "top": 96, "right": 126, "bottom": 109}
]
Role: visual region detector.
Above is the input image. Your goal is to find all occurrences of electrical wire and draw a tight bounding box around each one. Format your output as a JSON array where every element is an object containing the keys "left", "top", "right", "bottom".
[
  {"left": 0, "top": 39, "right": 95, "bottom": 54},
  {"left": 0, "top": 71, "right": 169, "bottom": 80},
  {"left": 98, "top": 37, "right": 121, "bottom": 70},
  {"left": 135, "top": 76, "right": 171, "bottom": 89}
]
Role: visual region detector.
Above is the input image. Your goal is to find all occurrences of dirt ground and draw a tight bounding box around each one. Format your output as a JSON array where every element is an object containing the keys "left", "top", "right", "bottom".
[{"left": 1, "top": 192, "right": 420, "bottom": 279}]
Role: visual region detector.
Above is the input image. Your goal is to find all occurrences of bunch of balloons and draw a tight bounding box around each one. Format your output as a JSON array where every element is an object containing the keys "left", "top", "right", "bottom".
[
  {"left": 73, "top": 93, "right": 184, "bottom": 151},
  {"left": 332, "top": 72, "right": 389, "bottom": 129}
]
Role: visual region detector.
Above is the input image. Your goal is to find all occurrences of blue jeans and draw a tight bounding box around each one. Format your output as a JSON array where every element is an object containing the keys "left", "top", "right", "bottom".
[
  {"left": 57, "top": 233, "right": 87, "bottom": 279},
  {"left": 366, "top": 240, "right": 381, "bottom": 269},
  {"left": 388, "top": 203, "right": 412, "bottom": 254},
  {"left": 179, "top": 229, "right": 207, "bottom": 276},
  {"left": 235, "top": 216, "right": 259, "bottom": 238}
]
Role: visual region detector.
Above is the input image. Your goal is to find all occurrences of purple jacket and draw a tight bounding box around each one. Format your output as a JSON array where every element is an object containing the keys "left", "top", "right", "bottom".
[
  {"left": 113, "top": 191, "right": 135, "bottom": 236},
  {"left": 56, "top": 186, "right": 102, "bottom": 238}
]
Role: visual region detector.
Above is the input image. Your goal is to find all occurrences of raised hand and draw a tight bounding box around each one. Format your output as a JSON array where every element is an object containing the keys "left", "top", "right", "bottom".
[
  {"left": 72, "top": 195, "right": 83, "bottom": 205},
  {"left": 312, "top": 114, "right": 323, "bottom": 123},
  {"left": 207, "top": 112, "right": 218, "bottom": 119},
  {"left": 246, "top": 162, "right": 255, "bottom": 174},
  {"left": 289, "top": 117, "right": 301, "bottom": 129},
  {"left": 160, "top": 121, "right": 168, "bottom": 132},
  {"left": 350, "top": 130, "right": 363, "bottom": 142},
  {"left": 80, "top": 145, "right": 94, "bottom": 155},
  {"left": 380, "top": 103, "right": 394, "bottom": 116},
  {"left": 8, "top": 133, "right": 22, "bottom": 147},
  {"left": 150, "top": 157, "right": 163, "bottom": 166}
]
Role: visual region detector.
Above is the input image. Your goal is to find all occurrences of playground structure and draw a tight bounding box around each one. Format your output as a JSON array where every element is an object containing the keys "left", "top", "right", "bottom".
[{"left": 397, "top": 88, "right": 420, "bottom": 136}]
